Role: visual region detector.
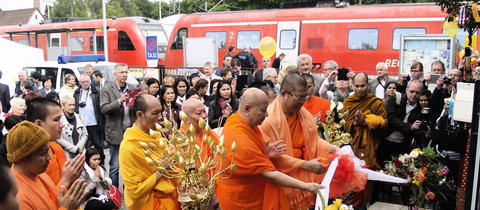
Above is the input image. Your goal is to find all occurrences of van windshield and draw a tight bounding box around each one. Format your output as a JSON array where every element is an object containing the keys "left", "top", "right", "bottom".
[{"left": 77, "top": 65, "right": 139, "bottom": 85}]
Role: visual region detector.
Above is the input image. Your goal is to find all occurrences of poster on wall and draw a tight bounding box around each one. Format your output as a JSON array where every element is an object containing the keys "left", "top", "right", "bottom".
[{"left": 399, "top": 34, "right": 456, "bottom": 75}]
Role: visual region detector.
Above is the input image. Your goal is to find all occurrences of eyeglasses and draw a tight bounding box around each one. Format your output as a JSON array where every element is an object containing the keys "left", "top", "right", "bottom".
[
  {"left": 80, "top": 80, "right": 90, "bottom": 84},
  {"left": 410, "top": 69, "right": 422, "bottom": 73},
  {"left": 284, "top": 90, "right": 310, "bottom": 102}
]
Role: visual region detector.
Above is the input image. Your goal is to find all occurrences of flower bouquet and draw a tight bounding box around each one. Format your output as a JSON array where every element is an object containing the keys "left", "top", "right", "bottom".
[
  {"left": 384, "top": 147, "right": 454, "bottom": 208},
  {"left": 139, "top": 112, "right": 236, "bottom": 210}
]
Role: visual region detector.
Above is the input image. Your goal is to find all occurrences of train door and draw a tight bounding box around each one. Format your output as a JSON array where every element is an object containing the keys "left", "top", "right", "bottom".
[
  {"left": 276, "top": 21, "right": 300, "bottom": 68},
  {"left": 47, "top": 33, "right": 67, "bottom": 61}
]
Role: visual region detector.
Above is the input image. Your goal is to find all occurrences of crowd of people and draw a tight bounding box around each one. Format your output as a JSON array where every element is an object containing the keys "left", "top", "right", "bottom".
[{"left": 0, "top": 49, "right": 476, "bottom": 210}]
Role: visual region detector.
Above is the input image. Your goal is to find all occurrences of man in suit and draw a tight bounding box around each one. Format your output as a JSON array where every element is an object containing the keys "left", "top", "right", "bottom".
[
  {"left": 0, "top": 71, "right": 10, "bottom": 113},
  {"left": 93, "top": 70, "right": 106, "bottom": 91},
  {"left": 272, "top": 53, "right": 285, "bottom": 71},
  {"left": 232, "top": 58, "right": 254, "bottom": 88},
  {"left": 253, "top": 57, "right": 271, "bottom": 83},
  {"left": 14, "top": 71, "right": 27, "bottom": 97},
  {"left": 100, "top": 63, "right": 135, "bottom": 187},
  {"left": 369, "top": 62, "right": 396, "bottom": 99}
]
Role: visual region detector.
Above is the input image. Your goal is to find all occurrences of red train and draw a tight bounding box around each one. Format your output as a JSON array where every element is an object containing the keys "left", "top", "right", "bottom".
[
  {"left": 0, "top": 17, "right": 169, "bottom": 67},
  {"left": 164, "top": 3, "right": 471, "bottom": 75}
]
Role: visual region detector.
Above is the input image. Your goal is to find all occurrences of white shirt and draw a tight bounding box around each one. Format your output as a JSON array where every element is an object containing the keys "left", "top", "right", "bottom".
[{"left": 375, "top": 80, "right": 385, "bottom": 99}]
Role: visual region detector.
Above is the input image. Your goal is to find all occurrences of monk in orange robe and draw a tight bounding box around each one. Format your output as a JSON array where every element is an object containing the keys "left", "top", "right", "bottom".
[
  {"left": 342, "top": 73, "right": 387, "bottom": 169},
  {"left": 342, "top": 73, "right": 387, "bottom": 205},
  {"left": 217, "top": 88, "right": 323, "bottom": 210},
  {"left": 302, "top": 74, "right": 331, "bottom": 123},
  {"left": 259, "top": 74, "right": 338, "bottom": 209},
  {"left": 27, "top": 97, "right": 82, "bottom": 186},
  {"left": 120, "top": 94, "right": 179, "bottom": 210},
  {"left": 181, "top": 98, "right": 220, "bottom": 161},
  {"left": 7, "top": 121, "right": 87, "bottom": 210}
]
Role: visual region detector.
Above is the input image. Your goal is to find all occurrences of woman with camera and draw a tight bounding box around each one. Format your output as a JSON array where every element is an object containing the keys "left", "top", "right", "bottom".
[{"left": 208, "top": 80, "right": 238, "bottom": 129}]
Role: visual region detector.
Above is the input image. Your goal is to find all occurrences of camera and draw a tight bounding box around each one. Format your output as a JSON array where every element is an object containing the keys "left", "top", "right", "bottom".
[
  {"left": 79, "top": 102, "right": 86, "bottom": 108},
  {"left": 402, "top": 75, "right": 411, "bottom": 83},
  {"left": 443, "top": 76, "right": 452, "bottom": 85},
  {"left": 420, "top": 107, "right": 430, "bottom": 130}
]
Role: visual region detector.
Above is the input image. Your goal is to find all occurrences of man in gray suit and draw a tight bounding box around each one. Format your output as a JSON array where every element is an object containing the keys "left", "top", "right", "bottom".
[
  {"left": 0, "top": 70, "right": 10, "bottom": 113},
  {"left": 297, "top": 54, "right": 322, "bottom": 96},
  {"left": 100, "top": 63, "right": 135, "bottom": 187}
]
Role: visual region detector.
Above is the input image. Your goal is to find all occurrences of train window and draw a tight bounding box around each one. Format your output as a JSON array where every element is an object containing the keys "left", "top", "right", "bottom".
[
  {"left": 171, "top": 28, "right": 188, "bottom": 50},
  {"left": 280, "top": 30, "right": 296, "bottom": 50},
  {"left": 89, "top": 36, "right": 104, "bottom": 51},
  {"left": 118, "top": 31, "right": 136, "bottom": 51},
  {"left": 237, "top": 31, "right": 260, "bottom": 49},
  {"left": 307, "top": 38, "right": 323, "bottom": 49},
  {"left": 205, "top": 32, "right": 226, "bottom": 49},
  {"left": 18, "top": 39, "right": 29, "bottom": 46},
  {"left": 51, "top": 38, "right": 60, "bottom": 47},
  {"left": 392, "top": 28, "right": 426, "bottom": 50},
  {"left": 348, "top": 29, "right": 378, "bottom": 50},
  {"left": 69, "top": 37, "right": 84, "bottom": 52}
]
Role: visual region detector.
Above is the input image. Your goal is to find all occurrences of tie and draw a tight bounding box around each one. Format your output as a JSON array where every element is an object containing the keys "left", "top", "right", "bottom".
[{"left": 209, "top": 76, "right": 212, "bottom": 83}]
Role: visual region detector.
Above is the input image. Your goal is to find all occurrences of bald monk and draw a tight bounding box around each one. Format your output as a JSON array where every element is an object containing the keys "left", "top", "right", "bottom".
[
  {"left": 302, "top": 74, "right": 331, "bottom": 123},
  {"left": 27, "top": 97, "right": 84, "bottom": 188},
  {"left": 259, "top": 73, "right": 338, "bottom": 209},
  {"left": 120, "top": 94, "right": 179, "bottom": 210},
  {"left": 217, "top": 88, "right": 323, "bottom": 210},
  {"left": 342, "top": 73, "right": 387, "bottom": 169},
  {"left": 7, "top": 121, "right": 88, "bottom": 209},
  {"left": 181, "top": 98, "right": 220, "bottom": 161}
]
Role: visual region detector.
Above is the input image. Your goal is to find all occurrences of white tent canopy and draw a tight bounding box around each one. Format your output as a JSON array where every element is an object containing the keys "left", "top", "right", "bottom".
[{"left": 0, "top": 38, "right": 44, "bottom": 96}]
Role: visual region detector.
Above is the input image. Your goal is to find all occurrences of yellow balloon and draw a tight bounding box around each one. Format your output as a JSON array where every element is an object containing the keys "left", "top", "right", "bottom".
[
  {"left": 443, "top": 20, "right": 458, "bottom": 37},
  {"left": 258, "top": 37, "right": 276, "bottom": 58}
]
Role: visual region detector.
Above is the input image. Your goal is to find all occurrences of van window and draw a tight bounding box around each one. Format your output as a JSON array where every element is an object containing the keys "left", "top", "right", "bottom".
[
  {"left": 280, "top": 30, "right": 296, "bottom": 50},
  {"left": 89, "top": 36, "right": 104, "bottom": 51},
  {"left": 237, "top": 31, "right": 260, "bottom": 49},
  {"left": 69, "top": 37, "right": 84, "bottom": 52},
  {"left": 348, "top": 29, "right": 378, "bottom": 50},
  {"left": 170, "top": 28, "right": 188, "bottom": 50},
  {"left": 393, "top": 28, "right": 426, "bottom": 50},
  {"left": 23, "top": 67, "right": 58, "bottom": 89},
  {"left": 205, "top": 31, "right": 226, "bottom": 49},
  {"left": 61, "top": 68, "right": 78, "bottom": 87},
  {"left": 118, "top": 31, "right": 135, "bottom": 51}
]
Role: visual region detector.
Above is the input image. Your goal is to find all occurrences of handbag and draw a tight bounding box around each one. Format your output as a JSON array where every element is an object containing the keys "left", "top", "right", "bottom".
[{"left": 107, "top": 185, "right": 122, "bottom": 209}]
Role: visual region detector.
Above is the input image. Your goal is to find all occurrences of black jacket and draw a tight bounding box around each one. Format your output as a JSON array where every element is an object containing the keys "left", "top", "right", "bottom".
[
  {"left": 272, "top": 57, "right": 281, "bottom": 70},
  {"left": 385, "top": 94, "right": 427, "bottom": 149},
  {"left": 73, "top": 86, "right": 104, "bottom": 130},
  {"left": 208, "top": 98, "right": 239, "bottom": 129},
  {"left": 233, "top": 50, "right": 255, "bottom": 69},
  {"left": 429, "top": 87, "right": 451, "bottom": 126},
  {"left": 0, "top": 83, "right": 10, "bottom": 113}
]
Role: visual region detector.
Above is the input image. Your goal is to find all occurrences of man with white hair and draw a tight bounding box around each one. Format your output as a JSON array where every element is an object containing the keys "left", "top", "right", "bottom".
[
  {"left": 14, "top": 71, "right": 28, "bottom": 97},
  {"left": 201, "top": 61, "right": 221, "bottom": 95},
  {"left": 263, "top": 68, "right": 278, "bottom": 86},
  {"left": 369, "top": 62, "right": 395, "bottom": 99},
  {"left": 297, "top": 54, "right": 322, "bottom": 96}
]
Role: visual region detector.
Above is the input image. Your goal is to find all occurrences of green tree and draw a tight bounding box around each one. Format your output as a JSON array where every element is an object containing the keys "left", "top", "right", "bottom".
[{"left": 106, "top": 0, "right": 127, "bottom": 18}]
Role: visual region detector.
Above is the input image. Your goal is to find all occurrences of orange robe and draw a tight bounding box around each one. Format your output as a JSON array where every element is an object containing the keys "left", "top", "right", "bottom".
[
  {"left": 119, "top": 124, "right": 179, "bottom": 210},
  {"left": 259, "top": 97, "right": 332, "bottom": 209},
  {"left": 11, "top": 165, "right": 63, "bottom": 210},
  {"left": 217, "top": 113, "right": 289, "bottom": 210},
  {"left": 45, "top": 142, "right": 67, "bottom": 185},
  {"left": 342, "top": 94, "right": 387, "bottom": 168},
  {"left": 303, "top": 95, "right": 331, "bottom": 122}
]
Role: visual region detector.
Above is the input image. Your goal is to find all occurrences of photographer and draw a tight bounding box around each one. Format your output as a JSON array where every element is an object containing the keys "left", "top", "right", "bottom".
[
  {"left": 429, "top": 69, "right": 463, "bottom": 126},
  {"left": 74, "top": 74, "right": 105, "bottom": 164},
  {"left": 379, "top": 80, "right": 431, "bottom": 167}
]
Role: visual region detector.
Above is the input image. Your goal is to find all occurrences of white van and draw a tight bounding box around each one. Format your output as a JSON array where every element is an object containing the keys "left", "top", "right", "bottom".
[{"left": 22, "top": 60, "right": 139, "bottom": 90}]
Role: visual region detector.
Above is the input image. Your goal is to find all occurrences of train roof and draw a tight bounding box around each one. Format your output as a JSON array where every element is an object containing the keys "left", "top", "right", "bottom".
[{"left": 175, "top": 3, "right": 446, "bottom": 25}]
